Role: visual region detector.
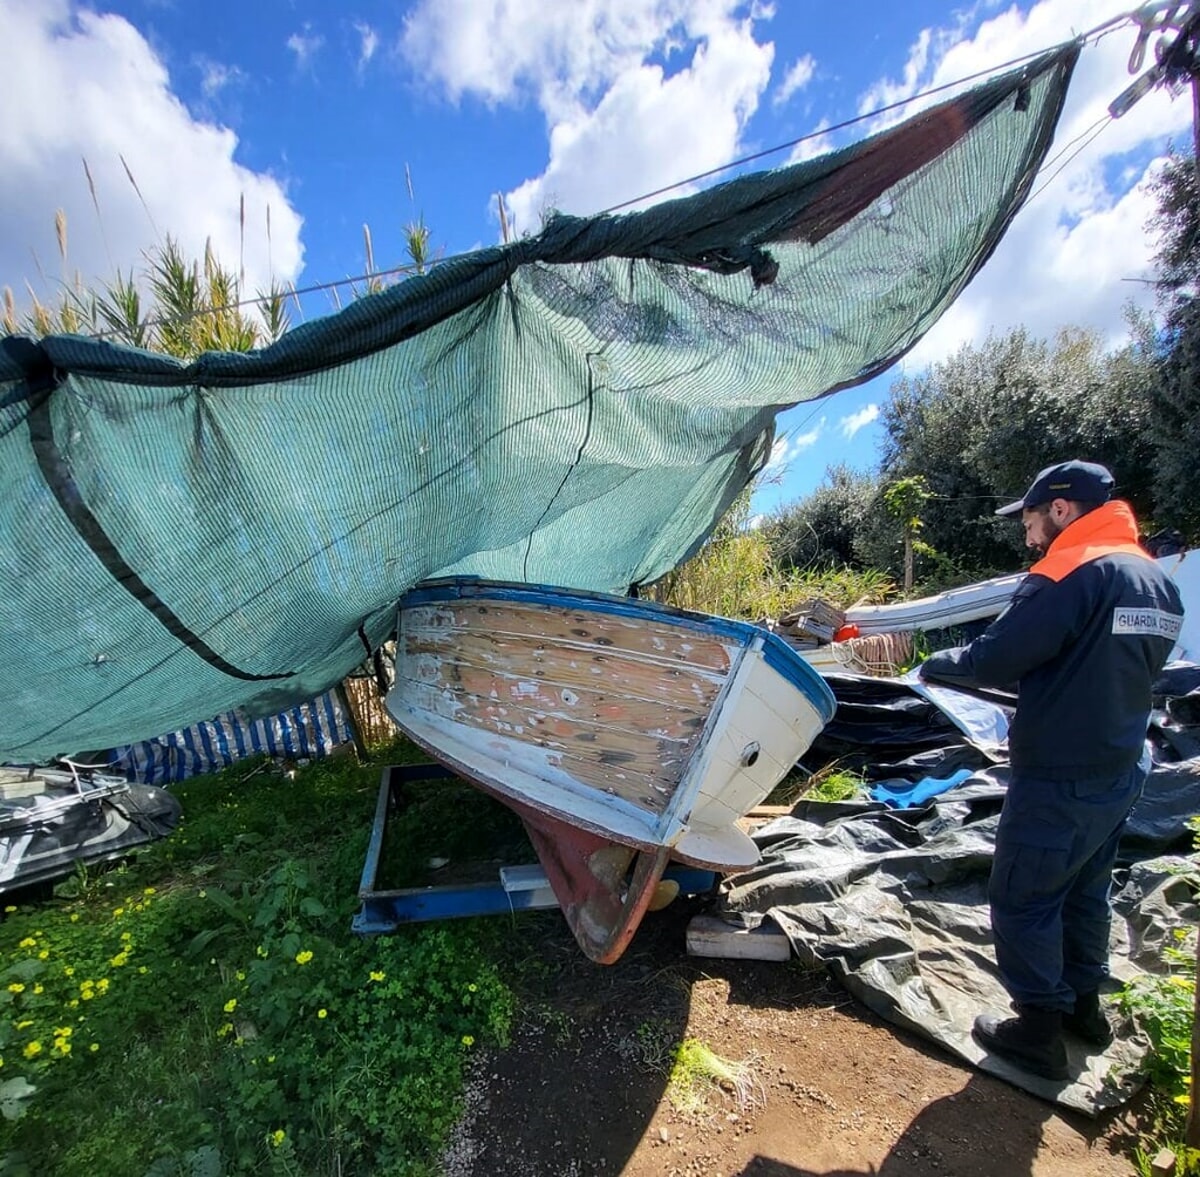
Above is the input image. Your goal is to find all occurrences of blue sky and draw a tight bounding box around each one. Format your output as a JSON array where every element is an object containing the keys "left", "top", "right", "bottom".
[{"left": 1, "top": 0, "right": 1191, "bottom": 517}]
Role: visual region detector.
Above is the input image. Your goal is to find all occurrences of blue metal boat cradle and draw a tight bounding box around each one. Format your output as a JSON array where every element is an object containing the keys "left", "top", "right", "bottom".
[{"left": 352, "top": 763, "right": 718, "bottom": 935}]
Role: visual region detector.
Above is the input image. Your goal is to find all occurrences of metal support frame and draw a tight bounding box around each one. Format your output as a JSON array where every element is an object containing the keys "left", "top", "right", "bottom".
[{"left": 352, "top": 763, "right": 717, "bottom": 935}]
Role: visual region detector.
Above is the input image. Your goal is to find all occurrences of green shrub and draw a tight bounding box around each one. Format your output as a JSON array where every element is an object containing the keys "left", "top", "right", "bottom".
[{"left": 0, "top": 745, "right": 514, "bottom": 1176}]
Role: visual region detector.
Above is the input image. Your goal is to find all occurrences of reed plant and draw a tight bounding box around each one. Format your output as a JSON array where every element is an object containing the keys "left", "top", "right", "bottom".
[{"left": 654, "top": 489, "right": 894, "bottom": 622}]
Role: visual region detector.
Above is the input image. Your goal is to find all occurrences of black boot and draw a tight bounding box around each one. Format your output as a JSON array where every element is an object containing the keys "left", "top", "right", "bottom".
[
  {"left": 972, "top": 1006, "right": 1069, "bottom": 1080},
  {"left": 1062, "top": 991, "right": 1114, "bottom": 1048}
]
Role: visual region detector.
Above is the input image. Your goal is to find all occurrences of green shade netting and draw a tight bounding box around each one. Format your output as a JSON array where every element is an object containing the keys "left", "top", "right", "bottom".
[{"left": 0, "top": 46, "right": 1077, "bottom": 762}]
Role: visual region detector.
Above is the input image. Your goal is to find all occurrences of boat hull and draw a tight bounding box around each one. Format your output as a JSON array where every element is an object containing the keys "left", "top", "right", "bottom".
[{"left": 386, "top": 579, "right": 835, "bottom": 960}]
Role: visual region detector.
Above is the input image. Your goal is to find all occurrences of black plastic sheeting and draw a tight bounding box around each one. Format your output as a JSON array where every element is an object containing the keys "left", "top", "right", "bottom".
[
  {"left": 0, "top": 773, "right": 181, "bottom": 894},
  {"left": 717, "top": 669, "right": 1200, "bottom": 1114}
]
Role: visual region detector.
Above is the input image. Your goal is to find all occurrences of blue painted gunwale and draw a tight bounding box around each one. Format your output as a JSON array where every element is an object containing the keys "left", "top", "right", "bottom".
[{"left": 400, "top": 578, "right": 836, "bottom": 724}]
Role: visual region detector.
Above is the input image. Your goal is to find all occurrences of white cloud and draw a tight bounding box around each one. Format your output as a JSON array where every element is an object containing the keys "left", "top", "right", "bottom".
[
  {"left": 786, "top": 117, "right": 834, "bottom": 164},
  {"left": 196, "top": 57, "right": 245, "bottom": 101},
  {"left": 791, "top": 418, "right": 825, "bottom": 450},
  {"left": 402, "top": 0, "right": 698, "bottom": 112},
  {"left": 400, "top": 0, "right": 774, "bottom": 235},
  {"left": 0, "top": 1, "right": 304, "bottom": 315},
  {"left": 864, "top": 0, "right": 1194, "bottom": 369},
  {"left": 286, "top": 26, "right": 324, "bottom": 70},
  {"left": 355, "top": 21, "right": 379, "bottom": 70},
  {"left": 763, "top": 433, "right": 790, "bottom": 473},
  {"left": 764, "top": 416, "right": 825, "bottom": 473},
  {"left": 773, "top": 52, "right": 815, "bottom": 106},
  {"left": 840, "top": 404, "right": 878, "bottom": 439}
]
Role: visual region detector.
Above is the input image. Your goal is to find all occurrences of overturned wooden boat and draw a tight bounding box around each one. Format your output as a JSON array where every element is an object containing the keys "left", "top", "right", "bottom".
[{"left": 385, "top": 579, "right": 835, "bottom": 962}]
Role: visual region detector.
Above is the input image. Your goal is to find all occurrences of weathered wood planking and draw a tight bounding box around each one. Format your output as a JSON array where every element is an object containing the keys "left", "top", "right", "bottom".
[
  {"left": 407, "top": 602, "right": 734, "bottom": 671},
  {"left": 685, "top": 914, "right": 792, "bottom": 961},
  {"left": 397, "top": 656, "right": 710, "bottom": 740},
  {"left": 397, "top": 602, "right": 740, "bottom": 816},
  {"left": 396, "top": 676, "right": 698, "bottom": 768},
  {"left": 396, "top": 678, "right": 686, "bottom": 812},
  {"left": 402, "top": 631, "right": 731, "bottom": 711}
]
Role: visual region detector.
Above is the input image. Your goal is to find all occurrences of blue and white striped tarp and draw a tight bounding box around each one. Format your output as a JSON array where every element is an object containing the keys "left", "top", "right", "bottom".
[{"left": 109, "top": 691, "right": 354, "bottom": 786}]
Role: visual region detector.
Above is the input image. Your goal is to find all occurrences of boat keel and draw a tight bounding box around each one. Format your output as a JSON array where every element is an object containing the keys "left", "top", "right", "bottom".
[{"left": 510, "top": 798, "right": 671, "bottom": 965}]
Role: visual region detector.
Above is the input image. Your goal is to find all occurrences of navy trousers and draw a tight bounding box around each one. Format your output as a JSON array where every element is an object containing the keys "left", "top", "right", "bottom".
[{"left": 988, "top": 755, "right": 1148, "bottom": 1011}]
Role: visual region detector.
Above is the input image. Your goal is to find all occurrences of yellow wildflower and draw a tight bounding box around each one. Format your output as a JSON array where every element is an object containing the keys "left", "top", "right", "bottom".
[
  {"left": 143, "top": 887, "right": 156, "bottom": 895},
  {"left": 7, "top": 983, "right": 24, "bottom": 994},
  {"left": 3, "top": 905, "right": 15, "bottom": 912},
  {"left": 294, "top": 950, "right": 313, "bottom": 966},
  {"left": 80, "top": 991, "right": 94, "bottom": 1001},
  {"left": 461, "top": 1035, "right": 475, "bottom": 1047},
  {"left": 55, "top": 1027, "right": 72, "bottom": 1038},
  {"left": 22, "top": 1042, "right": 42, "bottom": 1059},
  {"left": 113, "top": 907, "right": 124, "bottom": 917},
  {"left": 217, "top": 1023, "right": 233, "bottom": 1038},
  {"left": 235, "top": 971, "right": 245, "bottom": 982},
  {"left": 32, "top": 985, "right": 43, "bottom": 995},
  {"left": 317, "top": 1009, "right": 327, "bottom": 1019},
  {"left": 96, "top": 979, "right": 109, "bottom": 993},
  {"left": 223, "top": 998, "right": 237, "bottom": 1014},
  {"left": 18, "top": 937, "right": 35, "bottom": 949},
  {"left": 269, "top": 1130, "right": 285, "bottom": 1148},
  {"left": 256, "top": 945, "right": 268, "bottom": 958},
  {"left": 119, "top": 932, "right": 132, "bottom": 942},
  {"left": 64, "top": 967, "right": 75, "bottom": 977},
  {"left": 53, "top": 1040, "right": 71, "bottom": 1056},
  {"left": 369, "top": 970, "right": 385, "bottom": 983},
  {"left": 69, "top": 913, "right": 80, "bottom": 922},
  {"left": 110, "top": 953, "right": 128, "bottom": 968},
  {"left": 37, "top": 950, "right": 48, "bottom": 960},
  {"left": 90, "top": 1043, "right": 99, "bottom": 1052}
]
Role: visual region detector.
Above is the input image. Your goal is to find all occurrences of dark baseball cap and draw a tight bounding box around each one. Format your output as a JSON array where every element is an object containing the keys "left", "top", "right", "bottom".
[{"left": 995, "top": 460, "right": 1115, "bottom": 517}]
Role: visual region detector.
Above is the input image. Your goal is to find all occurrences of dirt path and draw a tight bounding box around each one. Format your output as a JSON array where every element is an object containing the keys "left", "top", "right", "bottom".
[{"left": 440, "top": 902, "right": 1142, "bottom": 1176}]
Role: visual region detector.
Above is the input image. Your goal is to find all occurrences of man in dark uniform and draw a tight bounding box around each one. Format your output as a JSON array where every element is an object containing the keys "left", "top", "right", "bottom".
[{"left": 919, "top": 460, "right": 1184, "bottom": 1080}]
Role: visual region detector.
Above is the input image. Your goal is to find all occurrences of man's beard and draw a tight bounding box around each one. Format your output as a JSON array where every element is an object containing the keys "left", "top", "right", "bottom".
[{"left": 1035, "top": 516, "right": 1066, "bottom": 556}]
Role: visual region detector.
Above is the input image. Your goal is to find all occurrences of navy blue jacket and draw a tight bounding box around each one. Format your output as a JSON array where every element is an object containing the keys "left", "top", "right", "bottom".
[{"left": 920, "top": 502, "right": 1184, "bottom": 780}]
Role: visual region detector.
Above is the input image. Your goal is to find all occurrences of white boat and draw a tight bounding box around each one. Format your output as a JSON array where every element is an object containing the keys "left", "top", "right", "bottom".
[
  {"left": 803, "top": 552, "right": 1197, "bottom": 670},
  {"left": 385, "top": 578, "right": 835, "bottom": 962}
]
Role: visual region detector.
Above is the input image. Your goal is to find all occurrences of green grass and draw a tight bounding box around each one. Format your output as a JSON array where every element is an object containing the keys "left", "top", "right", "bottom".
[
  {"left": 0, "top": 741, "right": 515, "bottom": 1177},
  {"left": 1118, "top": 820, "right": 1199, "bottom": 1177},
  {"left": 665, "top": 1037, "right": 764, "bottom": 1117},
  {"left": 801, "top": 767, "right": 866, "bottom": 803}
]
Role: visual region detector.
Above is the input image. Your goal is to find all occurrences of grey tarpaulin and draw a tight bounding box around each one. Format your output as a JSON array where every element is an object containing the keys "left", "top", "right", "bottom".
[{"left": 717, "top": 676, "right": 1200, "bottom": 1115}]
